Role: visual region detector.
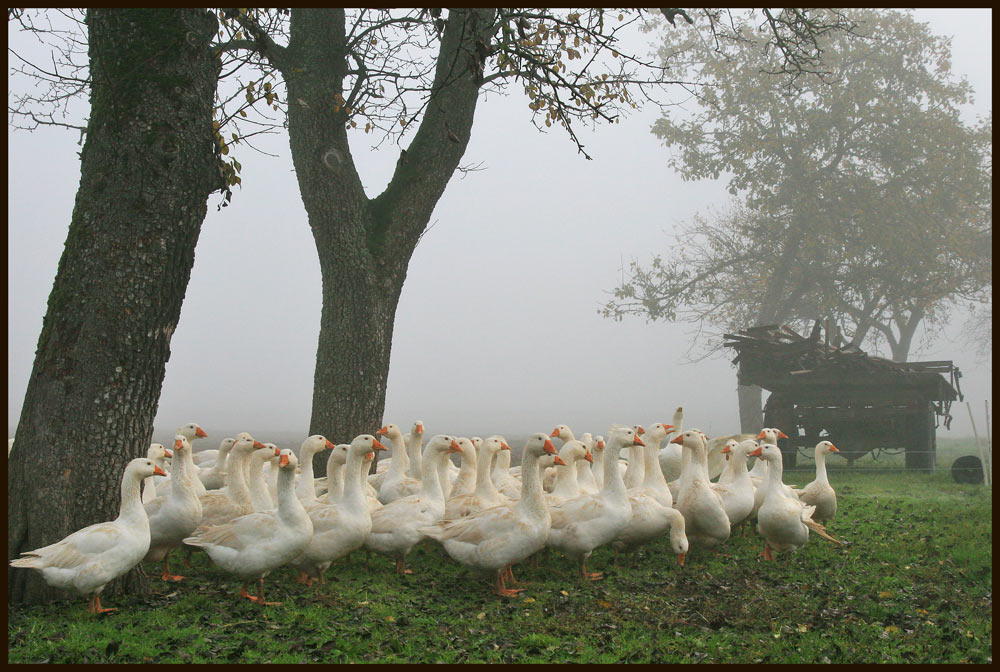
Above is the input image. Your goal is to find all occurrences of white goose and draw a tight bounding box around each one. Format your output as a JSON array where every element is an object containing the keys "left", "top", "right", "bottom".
[
  {"left": 184, "top": 448, "right": 313, "bottom": 605},
  {"left": 546, "top": 426, "right": 639, "bottom": 581},
  {"left": 421, "top": 433, "right": 559, "bottom": 597},
  {"left": 198, "top": 438, "right": 235, "bottom": 491},
  {"left": 404, "top": 420, "right": 425, "bottom": 480},
  {"left": 545, "top": 440, "right": 592, "bottom": 507},
  {"left": 491, "top": 446, "right": 522, "bottom": 500},
  {"left": 622, "top": 425, "right": 647, "bottom": 489},
  {"left": 613, "top": 423, "right": 688, "bottom": 565},
  {"left": 670, "top": 429, "right": 731, "bottom": 550},
  {"left": 589, "top": 436, "right": 607, "bottom": 488},
  {"left": 291, "top": 434, "right": 385, "bottom": 585},
  {"left": 750, "top": 428, "right": 789, "bottom": 488},
  {"left": 577, "top": 433, "right": 601, "bottom": 495},
  {"left": 448, "top": 438, "right": 478, "bottom": 499},
  {"left": 248, "top": 445, "right": 280, "bottom": 512},
  {"left": 710, "top": 439, "right": 757, "bottom": 528},
  {"left": 164, "top": 425, "right": 209, "bottom": 498},
  {"left": 375, "top": 424, "right": 411, "bottom": 504},
  {"left": 176, "top": 422, "right": 209, "bottom": 464},
  {"left": 444, "top": 436, "right": 511, "bottom": 519},
  {"left": 364, "top": 435, "right": 461, "bottom": 574},
  {"left": 142, "top": 443, "right": 172, "bottom": 504},
  {"left": 749, "top": 442, "right": 841, "bottom": 559},
  {"left": 658, "top": 407, "right": 685, "bottom": 481},
  {"left": 792, "top": 440, "right": 840, "bottom": 523},
  {"left": 11, "top": 457, "right": 165, "bottom": 614},
  {"left": 143, "top": 436, "right": 203, "bottom": 581},
  {"left": 295, "top": 435, "right": 336, "bottom": 504},
  {"left": 194, "top": 436, "right": 261, "bottom": 529}
]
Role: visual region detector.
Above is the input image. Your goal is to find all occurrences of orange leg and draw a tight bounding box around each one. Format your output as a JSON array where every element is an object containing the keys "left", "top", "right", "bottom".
[
  {"left": 254, "top": 577, "right": 281, "bottom": 606},
  {"left": 161, "top": 552, "right": 185, "bottom": 582},
  {"left": 579, "top": 558, "right": 603, "bottom": 581},
  {"left": 395, "top": 556, "right": 413, "bottom": 575},
  {"left": 494, "top": 569, "right": 523, "bottom": 597},
  {"left": 88, "top": 594, "right": 117, "bottom": 614},
  {"left": 761, "top": 544, "right": 774, "bottom": 561}
]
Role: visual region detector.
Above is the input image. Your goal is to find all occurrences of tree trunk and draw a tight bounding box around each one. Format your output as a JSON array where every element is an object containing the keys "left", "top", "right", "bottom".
[
  {"left": 8, "top": 8, "right": 221, "bottom": 605},
  {"left": 279, "top": 9, "right": 495, "bottom": 476}
]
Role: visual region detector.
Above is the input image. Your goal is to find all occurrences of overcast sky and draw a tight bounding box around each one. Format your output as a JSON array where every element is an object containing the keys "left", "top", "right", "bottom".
[{"left": 8, "top": 9, "right": 993, "bottom": 444}]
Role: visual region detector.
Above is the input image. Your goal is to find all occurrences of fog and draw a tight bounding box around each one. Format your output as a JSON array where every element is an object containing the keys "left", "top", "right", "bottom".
[{"left": 7, "top": 9, "right": 992, "bottom": 446}]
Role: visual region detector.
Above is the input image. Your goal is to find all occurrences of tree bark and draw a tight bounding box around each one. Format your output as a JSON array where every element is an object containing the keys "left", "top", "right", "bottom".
[
  {"left": 8, "top": 8, "right": 221, "bottom": 605},
  {"left": 278, "top": 9, "right": 495, "bottom": 476}
]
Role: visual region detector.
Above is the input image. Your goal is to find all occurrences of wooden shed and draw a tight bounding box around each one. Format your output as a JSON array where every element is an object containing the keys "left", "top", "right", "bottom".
[{"left": 723, "top": 324, "right": 963, "bottom": 470}]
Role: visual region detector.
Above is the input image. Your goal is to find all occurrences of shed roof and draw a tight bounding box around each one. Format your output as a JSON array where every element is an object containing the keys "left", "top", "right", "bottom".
[{"left": 723, "top": 324, "right": 962, "bottom": 403}]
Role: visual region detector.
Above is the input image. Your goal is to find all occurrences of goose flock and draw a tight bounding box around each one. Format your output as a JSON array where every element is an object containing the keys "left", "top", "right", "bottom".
[{"left": 9, "top": 412, "right": 843, "bottom": 610}]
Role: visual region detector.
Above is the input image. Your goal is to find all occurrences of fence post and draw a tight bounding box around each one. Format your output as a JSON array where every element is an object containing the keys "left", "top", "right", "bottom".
[
  {"left": 985, "top": 400, "right": 993, "bottom": 485},
  {"left": 966, "top": 401, "right": 990, "bottom": 486}
]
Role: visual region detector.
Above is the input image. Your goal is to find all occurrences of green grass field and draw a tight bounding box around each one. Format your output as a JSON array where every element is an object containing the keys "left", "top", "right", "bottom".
[{"left": 8, "top": 439, "right": 992, "bottom": 663}]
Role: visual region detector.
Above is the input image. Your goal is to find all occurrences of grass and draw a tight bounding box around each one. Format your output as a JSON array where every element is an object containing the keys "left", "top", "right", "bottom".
[{"left": 8, "top": 462, "right": 992, "bottom": 663}]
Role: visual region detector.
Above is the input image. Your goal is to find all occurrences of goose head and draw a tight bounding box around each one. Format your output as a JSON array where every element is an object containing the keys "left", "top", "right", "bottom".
[
  {"left": 669, "top": 429, "right": 704, "bottom": 451},
  {"left": 330, "top": 443, "right": 351, "bottom": 467},
  {"left": 645, "top": 423, "right": 675, "bottom": 444},
  {"left": 148, "top": 443, "right": 170, "bottom": 461},
  {"left": 481, "top": 436, "right": 509, "bottom": 458},
  {"left": 558, "top": 439, "right": 592, "bottom": 465},
  {"left": 171, "top": 435, "right": 192, "bottom": 459},
  {"left": 177, "top": 422, "right": 208, "bottom": 441},
  {"left": 425, "top": 435, "right": 463, "bottom": 458},
  {"left": 377, "top": 424, "right": 404, "bottom": 441},
  {"left": 523, "top": 432, "right": 559, "bottom": 460},
  {"left": 277, "top": 448, "right": 299, "bottom": 471},
  {"left": 129, "top": 457, "right": 167, "bottom": 480},
  {"left": 748, "top": 442, "right": 780, "bottom": 462},
  {"left": 610, "top": 426, "right": 645, "bottom": 448},
  {"left": 721, "top": 439, "right": 739, "bottom": 461},
  {"left": 301, "top": 434, "right": 336, "bottom": 458},
  {"left": 816, "top": 440, "right": 839, "bottom": 455},
  {"left": 411, "top": 420, "right": 425, "bottom": 437},
  {"left": 757, "top": 427, "right": 788, "bottom": 445},
  {"left": 550, "top": 425, "right": 573, "bottom": 442},
  {"left": 350, "top": 433, "right": 387, "bottom": 460}
]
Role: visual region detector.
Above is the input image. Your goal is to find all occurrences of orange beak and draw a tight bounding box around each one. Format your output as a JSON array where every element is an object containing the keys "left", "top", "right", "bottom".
[
  {"left": 550, "top": 428, "right": 560, "bottom": 438},
  {"left": 273, "top": 447, "right": 281, "bottom": 456},
  {"left": 662, "top": 424, "right": 674, "bottom": 432},
  {"left": 372, "top": 438, "right": 387, "bottom": 451},
  {"left": 154, "top": 465, "right": 168, "bottom": 477},
  {"left": 777, "top": 430, "right": 789, "bottom": 439},
  {"left": 670, "top": 434, "right": 683, "bottom": 445},
  {"left": 757, "top": 430, "right": 767, "bottom": 439},
  {"left": 749, "top": 446, "right": 762, "bottom": 457},
  {"left": 597, "top": 441, "right": 605, "bottom": 449},
  {"left": 279, "top": 454, "right": 290, "bottom": 468},
  {"left": 448, "top": 439, "right": 462, "bottom": 454},
  {"left": 829, "top": 443, "right": 839, "bottom": 453},
  {"left": 677, "top": 552, "right": 686, "bottom": 567},
  {"left": 377, "top": 426, "right": 388, "bottom": 436},
  {"left": 633, "top": 435, "right": 645, "bottom": 446},
  {"left": 253, "top": 440, "right": 265, "bottom": 449},
  {"left": 584, "top": 451, "right": 594, "bottom": 463},
  {"left": 164, "top": 448, "right": 174, "bottom": 458},
  {"left": 543, "top": 438, "right": 557, "bottom": 455},
  {"left": 173, "top": 439, "right": 183, "bottom": 451},
  {"left": 552, "top": 455, "right": 567, "bottom": 466},
  {"left": 501, "top": 441, "right": 511, "bottom": 451},
  {"left": 636, "top": 425, "right": 645, "bottom": 435},
  {"left": 721, "top": 444, "right": 731, "bottom": 453},
  {"left": 195, "top": 427, "right": 208, "bottom": 438},
  {"left": 325, "top": 439, "right": 335, "bottom": 450},
  {"left": 416, "top": 424, "right": 423, "bottom": 433}
]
